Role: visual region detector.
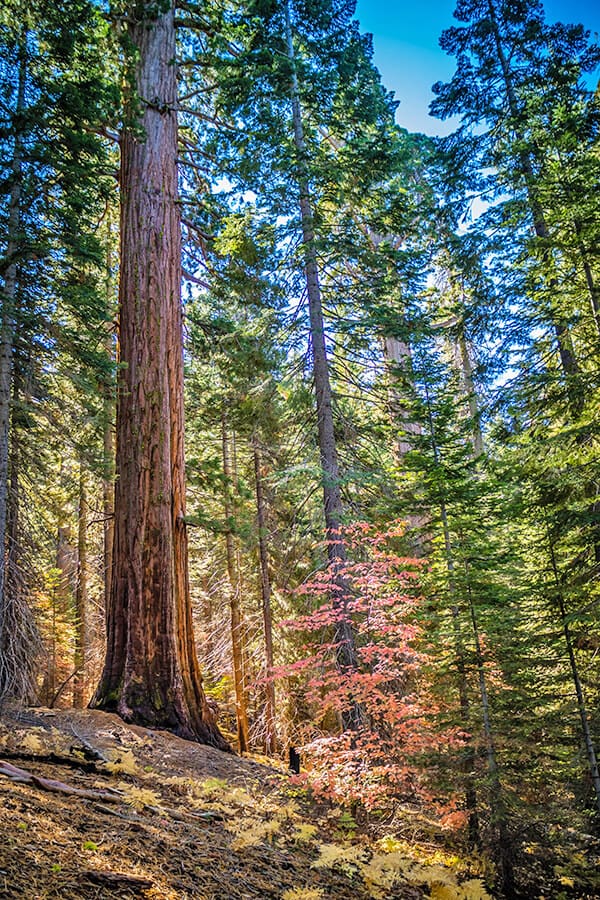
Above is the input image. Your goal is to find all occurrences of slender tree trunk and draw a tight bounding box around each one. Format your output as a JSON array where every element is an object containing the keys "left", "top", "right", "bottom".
[
  {"left": 6, "top": 376, "right": 21, "bottom": 611},
  {"left": 102, "top": 218, "right": 116, "bottom": 625},
  {"left": 253, "top": 438, "right": 277, "bottom": 756},
  {"left": 464, "top": 574, "right": 515, "bottom": 899},
  {"left": 103, "top": 376, "right": 115, "bottom": 622},
  {"left": 545, "top": 524, "right": 600, "bottom": 814},
  {"left": 201, "top": 574, "right": 215, "bottom": 660},
  {"left": 222, "top": 411, "right": 250, "bottom": 752},
  {"left": 0, "top": 33, "right": 25, "bottom": 706},
  {"left": 91, "top": 1, "right": 227, "bottom": 749},
  {"left": 232, "top": 431, "right": 253, "bottom": 703},
  {"left": 382, "top": 334, "right": 431, "bottom": 554},
  {"left": 73, "top": 465, "right": 88, "bottom": 708},
  {"left": 2, "top": 367, "right": 38, "bottom": 707},
  {"left": 424, "top": 385, "right": 480, "bottom": 847},
  {"left": 486, "top": 0, "right": 581, "bottom": 411},
  {"left": 52, "top": 499, "right": 76, "bottom": 707},
  {"left": 572, "top": 217, "right": 600, "bottom": 339},
  {"left": 441, "top": 506, "right": 480, "bottom": 848},
  {"left": 284, "top": 1, "right": 362, "bottom": 731},
  {"left": 457, "top": 330, "right": 484, "bottom": 458}
]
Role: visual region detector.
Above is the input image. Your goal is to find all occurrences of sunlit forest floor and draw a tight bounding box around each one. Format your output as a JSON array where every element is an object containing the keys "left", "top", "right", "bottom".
[{"left": 0, "top": 709, "right": 496, "bottom": 899}]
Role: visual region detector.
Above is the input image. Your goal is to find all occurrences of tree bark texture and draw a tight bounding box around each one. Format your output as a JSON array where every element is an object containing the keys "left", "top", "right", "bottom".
[
  {"left": 0, "top": 33, "right": 25, "bottom": 705},
  {"left": 425, "top": 385, "right": 480, "bottom": 846},
  {"left": 465, "top": 573, "right": 515, "bottom": 899},
  {"left": 102, "top": 218, "right": 116, "bottom": 625},
  {"left": 91, "top": 1, "right": 227, "bottom": 749}
]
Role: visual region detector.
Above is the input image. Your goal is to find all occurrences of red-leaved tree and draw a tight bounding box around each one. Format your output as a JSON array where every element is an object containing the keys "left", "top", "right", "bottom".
[{"left": 279, "top": 522, "right": 467, "bottom": 823}]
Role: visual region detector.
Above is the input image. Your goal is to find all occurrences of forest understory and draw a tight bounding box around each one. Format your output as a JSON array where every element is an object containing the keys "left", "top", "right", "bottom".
[
  {"left": 0, "top": 709, "right": 599, "bottom": 900},
  {"left": 0, "top": 707, "right": 495, "bottom": 900},
  {"left": 2, "top": 0, "right": 600, "bottom": 897}
]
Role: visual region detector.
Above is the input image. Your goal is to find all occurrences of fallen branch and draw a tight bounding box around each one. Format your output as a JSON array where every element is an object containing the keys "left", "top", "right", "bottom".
[
  {"left": 0, "top": 749, "right": 101, "bottom": 774},
  {"left": 0, "top": 760, "right": 124, "bottom": 803},
  {"left": 82, "top": 870, "right": 153, "bottom": 891},
  {"left": 69, "top": 724, "right": 112, "bottom": 764}
]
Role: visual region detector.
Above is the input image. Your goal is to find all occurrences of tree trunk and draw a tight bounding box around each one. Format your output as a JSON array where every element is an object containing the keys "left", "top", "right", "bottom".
[
  {"left": 572, "top": 217, "right": 600, "bottom": 340},
  {"left": 383, "top": 335, "right": 422, "bottom": 459},
  {"left": 284, "top": 1, "right": 362, "bottom": 731},
  {"left": 0, "top": 31, "right": 25, "bottom": 706},
  {"left": 222, "top": 411, "right": 250, "bottom": 752},
  {"left": 424, "top": 385, "right": 480, "bottom": 847},
  {"left": 457, "top": 330, "right": 484, "bottom": 458},
  {"left": 91, "top": 1, "right": 228, "bottom": 749},
  {"left": 73, "top": 465, "right": 88, "bottom": 708},
  {"left": 1, "top": 366, "right": 38, "bottom": 708},
  {"left": 486, "top": 0, "right": 581, "bottom": 412},
  {"left": 465, "top": 573, "right": 515, "bottom": 899},
  {"left": 253, "top": 438, "right": 277, "bottom": 756},
  {"left": 545, "top": 524, "right": 600, "bottom": 814},
  {"left": 102, "top": 217, "right": 116, "bottom": 626}
]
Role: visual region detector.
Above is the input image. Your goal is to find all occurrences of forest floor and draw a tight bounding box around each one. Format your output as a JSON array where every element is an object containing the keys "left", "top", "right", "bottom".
[{"left": 0, "top": 708, "right": 492, "bottom": 900}]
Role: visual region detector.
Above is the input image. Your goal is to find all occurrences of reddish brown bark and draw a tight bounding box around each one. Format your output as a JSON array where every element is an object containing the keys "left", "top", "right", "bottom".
[{"left": 91, "top": 1, "right": 228, "bottom": 749}]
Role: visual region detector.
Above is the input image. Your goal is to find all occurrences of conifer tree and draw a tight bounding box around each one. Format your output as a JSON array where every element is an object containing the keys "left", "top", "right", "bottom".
[
  {"left": 91, "top": 0, "right": 227, "bottom": 748},
  {"left": 0, "top": 0, "right": 115, "bottom": 706}
]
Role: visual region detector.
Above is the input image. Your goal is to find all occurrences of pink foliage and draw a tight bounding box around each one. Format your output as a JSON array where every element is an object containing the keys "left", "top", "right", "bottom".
[{"left": 278, "top": 522, "right": 464, "bottom": 820}]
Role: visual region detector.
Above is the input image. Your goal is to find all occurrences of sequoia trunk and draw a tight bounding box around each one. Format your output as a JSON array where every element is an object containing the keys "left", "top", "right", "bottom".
[{"left": 91, "top": 1, "right": 227, "bottom": 748}]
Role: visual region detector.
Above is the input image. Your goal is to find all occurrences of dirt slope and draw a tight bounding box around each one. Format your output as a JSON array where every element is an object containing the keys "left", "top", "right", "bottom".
[{"left": 0, "top": 709, "right": 483, "bottom": 900}]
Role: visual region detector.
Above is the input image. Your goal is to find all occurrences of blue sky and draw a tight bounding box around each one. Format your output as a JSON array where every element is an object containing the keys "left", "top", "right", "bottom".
[{"left": 354, "top": 0, "right": 600, "bottom": 134}]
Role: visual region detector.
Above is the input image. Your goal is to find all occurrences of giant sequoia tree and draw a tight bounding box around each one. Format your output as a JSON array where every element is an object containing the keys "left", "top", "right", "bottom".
[{"left": 91, "top": 0, "right": 227, "bottom": 748}]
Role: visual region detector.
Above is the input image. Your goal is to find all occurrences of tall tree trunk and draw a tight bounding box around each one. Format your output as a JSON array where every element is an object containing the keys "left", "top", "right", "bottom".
[
  {"left": 465, "top": 573, "right": 515, "bottom": 899},
  {"left": 51, "top": 501, "right": 76, "bottom": 708},
  {"left": 424, "top": 385, "right": 480, "bottom": 847},
  {"left": 102, "top": 216, "right": 116, "bottom": 626},
  {"left": 284, "top": 1, "right": 362, "bottom": 731},
  {"left": 253, "top": 438, "right": 277, "bottom": 756},
  {"left": 382, "top": 334, "right": 431, "bottom": 555},
  {"left": 91, "top": 1, "right": 227, "bottom": 749},
  {"left": 441, "top": 506, "right": 480, "bottom": 848},
  {"left": 222, "top": 411, "right": 250, "bottom": 752},
  {"left": 486, "top": 0, "right": 581, "bottom": 411},
  {"left": 383, "top": 335, "right": 423, "bottom": 459},
  {"left": 572, "top": 217, "right": 600, "bottom": 340},
  {"left": 457, "top": 330, "right": 484, "bottom": 458},
  {"left": 0, "top": 31, "right": 25, "bottom": 706},
  {"left": 73, "top": 465, "right": 88, "bottom": 708},
  {"left": 232, "top": 431, "right": 253, "bottom": 702},
  {"left": 1, "top": 367, "right": 38, "bottom": 707},
  {"left": 545, "top": 523, "right": 600, "bottom": 814}
]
